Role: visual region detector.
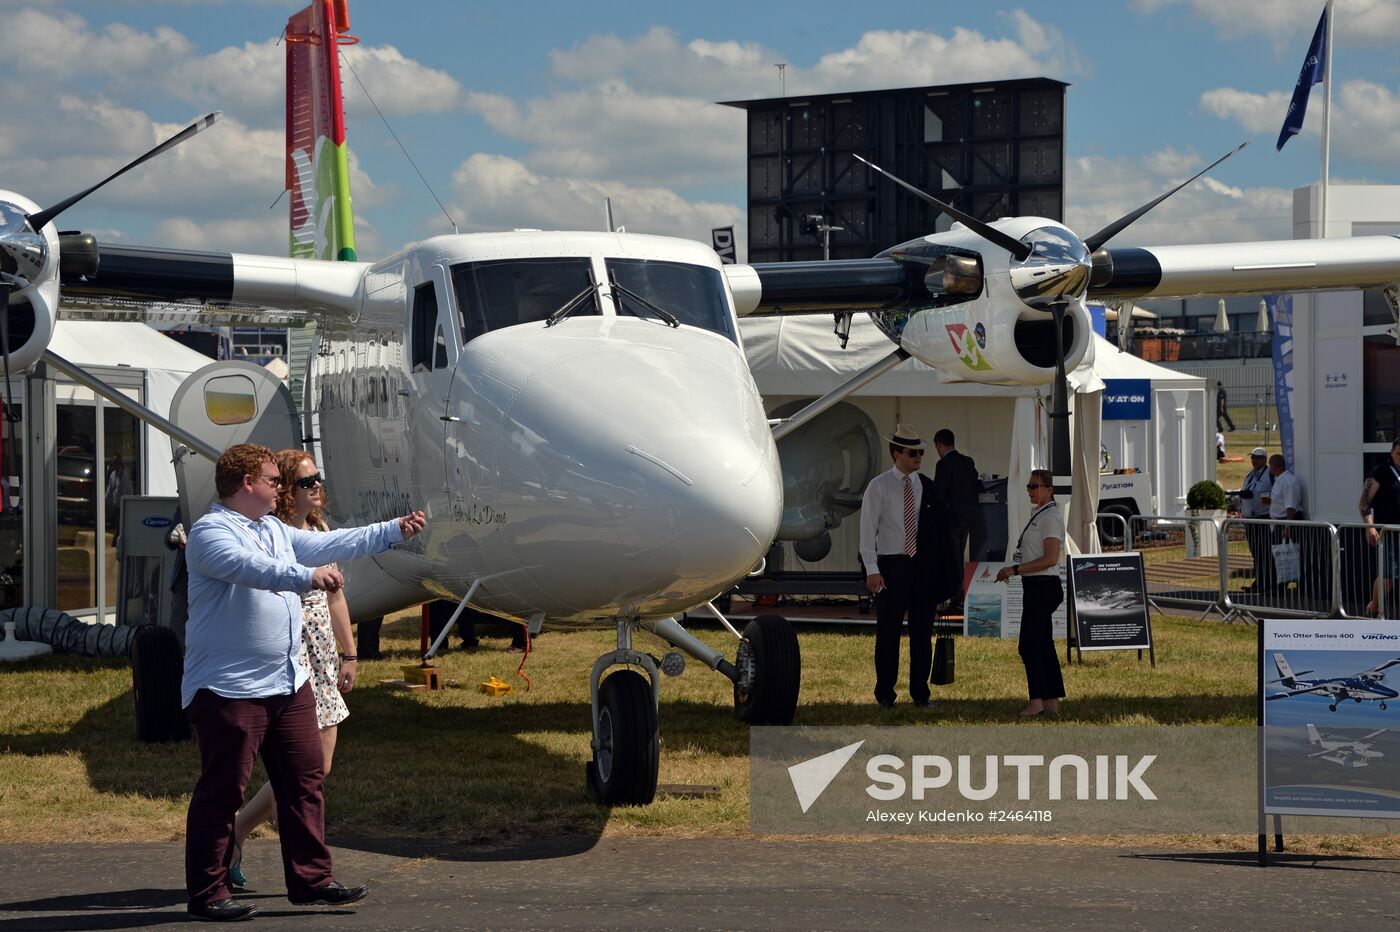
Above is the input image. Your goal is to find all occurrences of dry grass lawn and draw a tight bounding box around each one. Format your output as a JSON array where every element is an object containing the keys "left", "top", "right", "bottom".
[{"left": 1, "top": 608, "right": 1396, "bottom": 858}]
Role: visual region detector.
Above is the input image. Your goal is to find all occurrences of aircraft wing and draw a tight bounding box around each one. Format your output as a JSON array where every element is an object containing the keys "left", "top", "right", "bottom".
[
  {"left": 59, "top": 243, "right": 369, "bottom": 324},
  {"left": 1358, "top": 728, "right": 1389, "bottom": 742},
  {"left": 1090, "top": 236, "right": 1400, "bottom": 300},
  {"left": 1266, "top": 685, "right": 1334, "bottom": 699}
]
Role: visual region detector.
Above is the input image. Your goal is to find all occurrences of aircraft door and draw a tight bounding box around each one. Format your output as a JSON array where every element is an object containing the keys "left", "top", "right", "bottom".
[{"left": 168, "top": 361, "right": 301, "bottom": 522}]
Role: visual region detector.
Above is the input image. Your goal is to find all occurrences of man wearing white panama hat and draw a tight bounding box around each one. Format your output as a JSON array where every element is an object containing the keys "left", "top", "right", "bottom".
[{"left": 859, "top": 423, "right": 960, "bottom": 708}]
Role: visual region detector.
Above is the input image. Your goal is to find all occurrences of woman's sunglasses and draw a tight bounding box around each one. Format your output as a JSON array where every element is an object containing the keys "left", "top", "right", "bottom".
[{"left": 295, "top": 473, "right": 325, "bottom": 490}]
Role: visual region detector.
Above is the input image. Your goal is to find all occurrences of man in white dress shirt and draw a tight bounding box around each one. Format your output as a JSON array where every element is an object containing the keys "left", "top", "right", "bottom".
[{"left": 859, "top": 424, "right": 958, "bottom": 708}]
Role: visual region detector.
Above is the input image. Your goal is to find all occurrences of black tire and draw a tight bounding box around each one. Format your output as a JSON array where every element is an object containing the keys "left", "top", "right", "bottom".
[
  {"left": 734, "top": 614, "right": 801, "bottom": 725},
  {"left": 131, "top": 625, "right": 189, "bottom": 743},
  {"left": 1097, "top": 504, "right": 1135, "bottom": 548},
  {"left": 587, "top": 670, "right": 658, "bottom": 806}
]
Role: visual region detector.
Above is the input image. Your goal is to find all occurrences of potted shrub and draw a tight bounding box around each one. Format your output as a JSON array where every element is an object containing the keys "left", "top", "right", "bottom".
[{"left": 1185, "top": 479, "right": 1228, "bottom": 557}]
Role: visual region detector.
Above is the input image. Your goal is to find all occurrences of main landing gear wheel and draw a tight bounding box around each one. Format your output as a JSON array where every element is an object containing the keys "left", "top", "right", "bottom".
[
  {"left": 1382, "top": 702, "right": 1389, "bottom": 710},
  {"left": 587, "top": 670, "right": 659, "bottom": 806},
  {"left": 734, "top": 614, "right": 801, "bottom": 725},
  {"left": 1329, "top": 703, "right": 1338, "bottom": 712}
]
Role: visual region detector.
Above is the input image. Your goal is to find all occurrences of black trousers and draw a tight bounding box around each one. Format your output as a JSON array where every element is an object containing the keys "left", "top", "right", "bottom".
[
  {"left": 874, "top": 555, "right": 933, "bottom": 704},
  {"left": 951, "top": 528, "right": 970, "bottom": 603},
  {"left": 1018, "top": 575, "right": 1065, "bottom": 701},
  {"left": 1244, "top": 519, "right": 1272, "bottom": 589}
]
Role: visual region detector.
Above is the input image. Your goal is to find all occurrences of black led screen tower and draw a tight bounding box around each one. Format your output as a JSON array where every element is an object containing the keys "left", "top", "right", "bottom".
[{"left": 723, "top": 78, "right": 1067, "bottom": 263}]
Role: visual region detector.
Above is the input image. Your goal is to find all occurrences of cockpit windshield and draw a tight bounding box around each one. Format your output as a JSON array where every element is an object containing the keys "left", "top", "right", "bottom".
[
  {"left": 452, "top": 257, "right": 598, "bottom": 343},
  {"left": 605, "top": 258, "right": 736, "bottom": 342}
]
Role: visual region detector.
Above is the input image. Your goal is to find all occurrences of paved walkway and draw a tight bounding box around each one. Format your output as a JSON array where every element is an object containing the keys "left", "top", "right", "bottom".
[{"left": 1, "top": 837, "right": 1397, "bottom": 929}]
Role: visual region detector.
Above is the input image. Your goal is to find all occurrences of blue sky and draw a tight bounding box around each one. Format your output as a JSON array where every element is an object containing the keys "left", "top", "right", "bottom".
[{"left": 8, "top": 0, "right": 1399, "bottom": 259}]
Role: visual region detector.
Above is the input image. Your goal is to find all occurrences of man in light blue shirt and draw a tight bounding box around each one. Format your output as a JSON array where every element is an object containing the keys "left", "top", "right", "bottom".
[{"left": 182, "top": 443, "right": 425, "bottom": 922}]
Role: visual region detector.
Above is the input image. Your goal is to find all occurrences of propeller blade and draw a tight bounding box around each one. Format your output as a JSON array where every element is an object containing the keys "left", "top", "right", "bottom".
[
  {"left": 26, "top": 111, "right": 223, "bottom": 233},
  {"left": 1083, "top": 141, "right": 1249, "bottom": 252},
  {"left": 852, "top": 153, "right": 1032, "bottom": 262}
]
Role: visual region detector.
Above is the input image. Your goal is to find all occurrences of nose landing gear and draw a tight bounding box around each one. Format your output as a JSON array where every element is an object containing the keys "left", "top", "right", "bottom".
[{"left": 585, "top": 610, "right": 803, "bottom": 806}]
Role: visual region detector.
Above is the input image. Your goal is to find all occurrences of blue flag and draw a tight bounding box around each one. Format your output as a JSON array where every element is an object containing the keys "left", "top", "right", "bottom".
[{"left": 1276, "top": 6, "right": 1328, "bottom": 151}]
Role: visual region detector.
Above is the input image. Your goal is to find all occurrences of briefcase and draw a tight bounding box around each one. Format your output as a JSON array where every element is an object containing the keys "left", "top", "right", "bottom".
[{"left": 931, "top": 635, "right": 955, "bottom": 685}]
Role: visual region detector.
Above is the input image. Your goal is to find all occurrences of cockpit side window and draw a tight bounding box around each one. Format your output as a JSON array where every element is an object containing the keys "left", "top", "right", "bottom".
[
  {"left": 410, "top": 282, "right": 437, "bottom": 371},
  {"left": 605, "top": 258, "right": 736, "bottom": 342},
  {"left": 451, "top": 257, "right": 598, "bottom": 344}
]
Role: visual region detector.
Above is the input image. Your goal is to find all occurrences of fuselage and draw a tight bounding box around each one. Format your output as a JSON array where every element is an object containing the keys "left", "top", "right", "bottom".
[{"left": 309, "top": 230, "right": 781, "bottom": 626}]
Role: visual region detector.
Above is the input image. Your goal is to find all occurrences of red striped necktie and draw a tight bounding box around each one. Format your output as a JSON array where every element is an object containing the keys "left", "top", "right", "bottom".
[{"left": 903, "top": 474, "right": 916, "bottom": 556}]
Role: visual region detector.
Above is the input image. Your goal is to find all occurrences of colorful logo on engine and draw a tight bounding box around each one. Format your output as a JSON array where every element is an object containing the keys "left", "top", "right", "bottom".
[
  {"left": 974, "top": 322, "right": 987, "bottom": 349},
  {"left": 946, "top": 323, "right": 992, "bottom": 371}
]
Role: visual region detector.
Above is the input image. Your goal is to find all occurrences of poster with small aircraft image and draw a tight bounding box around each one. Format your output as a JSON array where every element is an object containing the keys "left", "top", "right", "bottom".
[
  {"left": 1262, "top": 619, "right": 1400, "bottom": 820},
  {"left": 961, "top": 562, "right": 1066, "bottom": 639},
  {"left": 1067, "top": 553, "right": 1151, "bottom": 651}
]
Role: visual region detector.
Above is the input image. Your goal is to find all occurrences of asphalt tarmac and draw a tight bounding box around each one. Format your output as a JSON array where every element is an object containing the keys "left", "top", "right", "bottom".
[{"left": 1, "top": 836, "right": 1398, "bottom": 930}]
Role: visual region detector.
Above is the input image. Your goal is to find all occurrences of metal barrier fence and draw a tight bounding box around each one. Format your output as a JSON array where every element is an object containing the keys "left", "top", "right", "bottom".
[
  {"left": 1097, "top": 512, "right": 1400, "bottom": 622},
  {"left": 1125, "top": 514, "right": 1234, "bottom": 617},
  {"left": 1095, "top": 511, "right": 1130, "bottom": 554},
  {"left": 1219, "top": 518, "right": 1339, "bottom": 620},
  {"left": 1334, "top": 523, "right": 1400, "bottom": 619}
]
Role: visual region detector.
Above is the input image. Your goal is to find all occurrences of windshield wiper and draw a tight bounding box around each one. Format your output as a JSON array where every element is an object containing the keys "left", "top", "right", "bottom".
[
  {"left": 608, "top": 276, "right": 681, "bottom": 328},
  {"left": 544, "top": 281, "right": 601, "bottom": 328}
]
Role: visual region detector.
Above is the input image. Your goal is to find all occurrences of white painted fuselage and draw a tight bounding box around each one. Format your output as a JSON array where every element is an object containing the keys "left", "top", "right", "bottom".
[{"left": 308, "top": 230, "right": 781, "bottom": 627}]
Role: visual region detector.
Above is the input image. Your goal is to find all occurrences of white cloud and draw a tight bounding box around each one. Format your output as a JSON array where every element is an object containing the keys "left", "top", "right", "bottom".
[
  {"left": 1065, "top": 148, "right": 1293, "bottom": 246},
  {"left": 469, "top": 16, "right": 1083, "bottom": 195},
  {"left": 448, "top": 154, "right": 743, "bottom": 248},
  {"left": 548, "top": 16, "right": 1084, "bottom": 102},
  {"left": 466, "top": 83, "right": 744, "bottom": 188},
  {"left": 1201, "top": 80, "right": 1400, "bottom": 165},
  {"left": 1138, "top": 0, "right": 1400, "bottom": 47}
]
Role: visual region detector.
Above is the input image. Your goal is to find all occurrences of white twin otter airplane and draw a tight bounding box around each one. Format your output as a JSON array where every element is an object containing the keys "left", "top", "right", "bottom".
[{"left": 3, "top": 0, "right": 1400, "bottom": 804}]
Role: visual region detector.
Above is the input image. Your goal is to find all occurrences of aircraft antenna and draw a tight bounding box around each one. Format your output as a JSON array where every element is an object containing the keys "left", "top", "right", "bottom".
[{"left": 339, "top": 50, "right": 460, "bottom": 235}]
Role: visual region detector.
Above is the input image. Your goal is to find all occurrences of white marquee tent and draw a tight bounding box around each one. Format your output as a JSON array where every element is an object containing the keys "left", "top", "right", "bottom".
[
  {"left": 739, "top": 315, "right": 1206, "bottom": 570},
  {"left": 46, "top": 322, "right": 220, "bottom": 497}
]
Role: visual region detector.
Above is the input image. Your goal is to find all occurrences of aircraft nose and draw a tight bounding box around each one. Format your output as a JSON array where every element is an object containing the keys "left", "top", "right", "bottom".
[{"left": 484, "top": 322, "right": 780, "bottom": 617}]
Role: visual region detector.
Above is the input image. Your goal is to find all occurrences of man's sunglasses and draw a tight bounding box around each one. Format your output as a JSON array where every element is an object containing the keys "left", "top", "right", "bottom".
[
  {"left": 903, "top": 449, "right": 925, "bottom": 457},
  {"left": 295, "top": 473, "right": 325, "bottom": 490},
  {"left": 1026, "top": 483, "right": 1045, "bottom": 490}
]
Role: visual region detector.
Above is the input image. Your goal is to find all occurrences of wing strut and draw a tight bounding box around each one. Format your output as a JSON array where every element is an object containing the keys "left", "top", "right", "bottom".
[{"left": 770, "top": 348, "right": 910, "bottom": 443}]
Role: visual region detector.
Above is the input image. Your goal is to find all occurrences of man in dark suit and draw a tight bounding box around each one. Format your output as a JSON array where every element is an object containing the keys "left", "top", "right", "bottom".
[
  {"left": 932, "top": 429, "right": 979, "bottom": 606},
  {"left": 859, "top": 424, "right": 960, "bottom": 708}
]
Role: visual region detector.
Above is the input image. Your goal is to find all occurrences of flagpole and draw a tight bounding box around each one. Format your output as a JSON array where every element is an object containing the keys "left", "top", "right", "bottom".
[{"left": 1319, "top": 0, "right": 1334, "bottom": 239}]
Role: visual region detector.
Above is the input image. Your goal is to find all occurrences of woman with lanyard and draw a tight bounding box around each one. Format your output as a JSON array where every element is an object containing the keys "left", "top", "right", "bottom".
[
  {"left": 996, "top": 469, "right": 1065, "bottom": 717},
  {"left": 229, "top": 449, "right": 358, "bottom": 887}
]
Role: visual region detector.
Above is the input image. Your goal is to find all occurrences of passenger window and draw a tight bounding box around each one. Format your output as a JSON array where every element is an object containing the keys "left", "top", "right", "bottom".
[
  {"left": 452, "top": 258, "right": 597, "bottom": 344},
  {"left": 410, "top": 282, "right": 438, "bottom": 371}
]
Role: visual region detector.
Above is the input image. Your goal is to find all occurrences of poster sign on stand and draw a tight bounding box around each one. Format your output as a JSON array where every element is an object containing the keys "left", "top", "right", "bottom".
[
  {"left": 1066, "top": 553, "right": 1154, "bottom": 665},
  {"left": 1258, "top": 618, "right": 1400, "bottom": 863},
  {"left": 962, "top": 562, "right": 1066, "bottom": 639}
]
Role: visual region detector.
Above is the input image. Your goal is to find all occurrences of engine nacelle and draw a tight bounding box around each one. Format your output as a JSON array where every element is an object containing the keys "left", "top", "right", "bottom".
[
  {"left": 0, "top": 192, "right": 61, "bottom": 373},
  {"left": 731, "top": 216, "right": 1095, "bottom": 387},
  {"left": 769, "top": 399, "right": 881, "bottom": 541},
  {"left": 875, "top": 220, "right": 1093, "bottom": 386}
]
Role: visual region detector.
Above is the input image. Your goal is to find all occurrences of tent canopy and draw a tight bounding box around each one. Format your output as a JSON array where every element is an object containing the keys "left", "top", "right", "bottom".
[
  {"left": 48, "top": 322, "right": 220, "bottom": 497},
  {"left": 739, "top": 315, "right": 1111, "bottom": 553}
]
